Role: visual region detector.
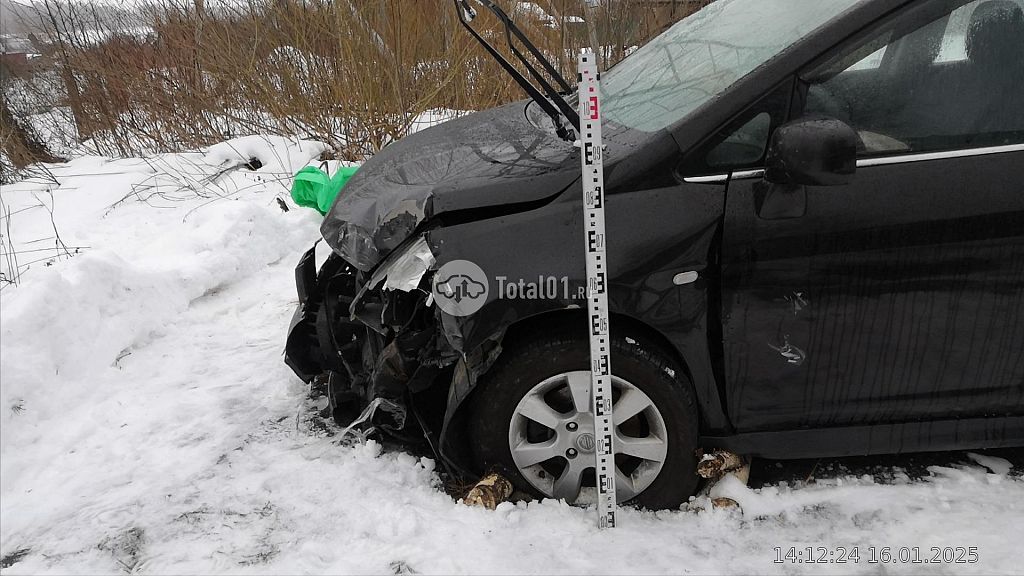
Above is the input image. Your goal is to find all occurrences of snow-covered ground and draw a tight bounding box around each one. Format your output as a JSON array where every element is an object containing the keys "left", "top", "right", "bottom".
[{"left": 1, "top": 135, "right": 1022, "bottom": 574}]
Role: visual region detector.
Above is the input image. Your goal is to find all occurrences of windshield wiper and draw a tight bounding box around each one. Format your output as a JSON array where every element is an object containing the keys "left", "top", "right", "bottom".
[{"left": 454, "top": 0, "right": 580, "bottom": 139}]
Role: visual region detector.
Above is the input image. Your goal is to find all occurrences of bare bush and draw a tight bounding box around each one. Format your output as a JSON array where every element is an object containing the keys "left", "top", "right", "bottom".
[{"left": 3, "top": 0, "right": 706, "bottom": 163}]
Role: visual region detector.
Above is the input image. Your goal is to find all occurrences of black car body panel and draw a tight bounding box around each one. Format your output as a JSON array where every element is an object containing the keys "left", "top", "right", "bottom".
[
  {"left": 723, "top": 151, "right": 1024, "bottom": 432},
  {"left": 320, "top": 101, "right": 581, "bottom": 272},
  {"left": 706, "top": 415, "right": 1024, "bottom": 458},
  {"left": 286, "top": 0, "right": 1024, "bottom": 476},
  {"left": 283, "top": 246, "right": 320, "bottom": 383},
  {"left": 426, "top": 142, "right": 731, "bottom": 434}
]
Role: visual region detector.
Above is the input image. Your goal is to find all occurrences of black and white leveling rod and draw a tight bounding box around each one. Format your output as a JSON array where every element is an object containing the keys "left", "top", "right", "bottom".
[{"left": 577, "top": 52, "right": 616, "bottom": 529}]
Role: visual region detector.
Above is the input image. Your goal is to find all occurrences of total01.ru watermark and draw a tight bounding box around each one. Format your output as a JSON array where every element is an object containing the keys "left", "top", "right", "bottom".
[{"left": 431, "top": 259, "right": 581, "bottom": 317}]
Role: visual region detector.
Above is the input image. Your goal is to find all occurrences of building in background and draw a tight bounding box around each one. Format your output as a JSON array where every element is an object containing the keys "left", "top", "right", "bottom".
[{"left": 0, "top": 34, "right": 39, "bottom": 66}]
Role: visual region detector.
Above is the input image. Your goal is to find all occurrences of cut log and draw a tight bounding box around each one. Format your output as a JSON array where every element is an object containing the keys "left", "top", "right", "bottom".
[
  {"left": 711, "top": 497, "right": 740, "bottom": 509},
  {"left": 689, "top": 450, "right": 751, "bottom": 512},
  {"left": 697, "top": 450, "right": 746, "bottom": 479},
  {"left": 463, "top": 473, "right": 513, "bottom": 510}
]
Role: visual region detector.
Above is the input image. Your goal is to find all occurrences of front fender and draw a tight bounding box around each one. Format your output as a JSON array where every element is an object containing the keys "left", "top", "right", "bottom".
[{"left": 429, "top": 175, "right": 732, "bottom": 465}]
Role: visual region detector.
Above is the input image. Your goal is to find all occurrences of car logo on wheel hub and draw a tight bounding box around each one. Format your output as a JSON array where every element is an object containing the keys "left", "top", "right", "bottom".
[{"left": 575, "top": 433, "right": 596, "bottom": 453}]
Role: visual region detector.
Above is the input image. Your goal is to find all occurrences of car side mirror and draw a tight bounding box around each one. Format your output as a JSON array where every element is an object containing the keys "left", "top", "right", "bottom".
[{"left": 765, "top": 116, "right": 858, "bottom": 186}]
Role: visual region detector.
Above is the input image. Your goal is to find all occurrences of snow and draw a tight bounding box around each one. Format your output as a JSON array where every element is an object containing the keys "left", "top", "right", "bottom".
[
  {"left": 513, "top": 2, "right": 585, "bottom": 28},
  {"left": 77, "top": 26, "right": 156, "bottom": 47},
  {"left": 407, "top": 109, "right": 468, "bottom": 135},
  {"left": 2, "top": 135, "right": 1024, "bottom": 574},
  {"left": 967, "top": 452, "right": 1013, "bottom": 476}
]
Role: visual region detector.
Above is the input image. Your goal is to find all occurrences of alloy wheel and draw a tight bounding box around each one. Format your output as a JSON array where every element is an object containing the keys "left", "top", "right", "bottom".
[{"left": 507, "top": 371, "right": 669, "bottom": 503}]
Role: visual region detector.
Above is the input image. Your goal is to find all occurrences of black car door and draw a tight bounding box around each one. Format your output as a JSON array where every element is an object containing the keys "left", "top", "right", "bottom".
[{"left": 721, "top": 0, "right": 1024, "bottom": 431}]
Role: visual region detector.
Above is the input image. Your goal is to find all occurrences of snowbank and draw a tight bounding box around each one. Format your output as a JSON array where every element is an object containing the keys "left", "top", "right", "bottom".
[{"left": 1, "top": 137, "right": 327, "bottom": 537}]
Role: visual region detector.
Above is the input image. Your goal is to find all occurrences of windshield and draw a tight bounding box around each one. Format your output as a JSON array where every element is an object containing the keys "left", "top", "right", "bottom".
[{"left": 600, "top": 0, "right": 868, "bottom": 131}]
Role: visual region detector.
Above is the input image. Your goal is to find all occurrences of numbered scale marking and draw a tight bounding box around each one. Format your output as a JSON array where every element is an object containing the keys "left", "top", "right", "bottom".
[{"left": 577, "top": 53, "right": 616, "bottom": 529}]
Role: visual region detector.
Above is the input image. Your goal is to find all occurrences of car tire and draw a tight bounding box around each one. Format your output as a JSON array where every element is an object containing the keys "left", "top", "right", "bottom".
[{"left": 467, "top": 326, "right": 700, "bottom": 510}]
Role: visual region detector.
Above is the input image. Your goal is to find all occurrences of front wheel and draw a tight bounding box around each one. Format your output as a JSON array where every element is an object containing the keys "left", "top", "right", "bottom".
[{"left": 467, "top": 329, "right": 700, "bottom": 510}]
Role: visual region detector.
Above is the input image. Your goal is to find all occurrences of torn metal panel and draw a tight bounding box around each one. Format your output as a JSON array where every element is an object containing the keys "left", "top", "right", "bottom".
[
  {"left": 366, "top": 235, "right": 434, "bottom": 293},
  {"left": 336, "top": 397, "right": 408, "bottom": 442}
]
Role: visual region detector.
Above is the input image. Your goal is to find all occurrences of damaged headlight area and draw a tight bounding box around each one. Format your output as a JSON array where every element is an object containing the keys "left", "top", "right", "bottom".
[
  {"left": 371, "top": 236, "right": 435, "bottom": 296},
  {"left": 351, "top": 235, "right": 437, "bottom": 333},
  {"left": 285, "top": 235, "right": 462, "bottom": 466}
]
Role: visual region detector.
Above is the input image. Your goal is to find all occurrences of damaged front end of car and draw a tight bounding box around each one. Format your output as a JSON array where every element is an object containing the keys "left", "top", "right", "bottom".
[
  {"left": 285, "top": 233, "right": 468, "bottom": 468},
  {"left": 283, "top": 86, "right": 587, "bottom": 477}
]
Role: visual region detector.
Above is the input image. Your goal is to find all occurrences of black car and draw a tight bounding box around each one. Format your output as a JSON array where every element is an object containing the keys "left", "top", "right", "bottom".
[{"left": 286, "top": 0, "right": 1024, "bottom": 510}]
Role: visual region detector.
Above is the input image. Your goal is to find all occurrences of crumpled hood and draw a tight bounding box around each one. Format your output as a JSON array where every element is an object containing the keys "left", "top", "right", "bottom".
[{"left": 321, "top": 101, "right": 579, "bottom": 271}]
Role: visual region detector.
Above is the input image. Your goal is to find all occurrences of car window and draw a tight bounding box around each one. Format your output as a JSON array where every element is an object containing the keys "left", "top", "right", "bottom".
[
  {"left": 847, "top": 46, "right": 888, "bottom": 70},
  {"left": 599, "top": 0, "right": 867, "bottom": 132},
  {"left": 706, "top": 112, "right": 772, "bottom": 169},
  {"left": 681, "top": 80, "right": 791, "bottom": 176},
  {"left": 938, "top": 0, "right": 1024, "bottom": 61},
  {"left": 802, "top": 0, "right": 1024, "bottom": 156}
]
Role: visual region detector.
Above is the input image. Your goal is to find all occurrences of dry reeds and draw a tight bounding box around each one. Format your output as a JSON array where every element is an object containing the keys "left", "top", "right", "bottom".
[{"left": 1, "top": 0, "right": 705, "bottom": 168}]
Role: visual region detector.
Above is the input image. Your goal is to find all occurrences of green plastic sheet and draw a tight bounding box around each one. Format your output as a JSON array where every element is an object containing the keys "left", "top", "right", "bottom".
[{"left": 290, "top": 164, "right": 360, "bottom": 215}]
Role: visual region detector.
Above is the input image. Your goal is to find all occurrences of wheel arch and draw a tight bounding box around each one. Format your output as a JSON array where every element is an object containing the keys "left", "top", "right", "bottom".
[
  {"left": 499, "top": 308, "right": 698, "bottom": 393},
  {"left": 439, "top": 308, "right": 705, "bottom": 478}
]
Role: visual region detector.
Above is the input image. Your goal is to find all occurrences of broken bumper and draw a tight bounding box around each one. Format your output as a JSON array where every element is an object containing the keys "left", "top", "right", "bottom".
[
  {"left": 284, "top": 240, "right": 461, "bottom": 436},
  {"left": 284, "top": 245, "right": 321, "bottom": 383}
]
